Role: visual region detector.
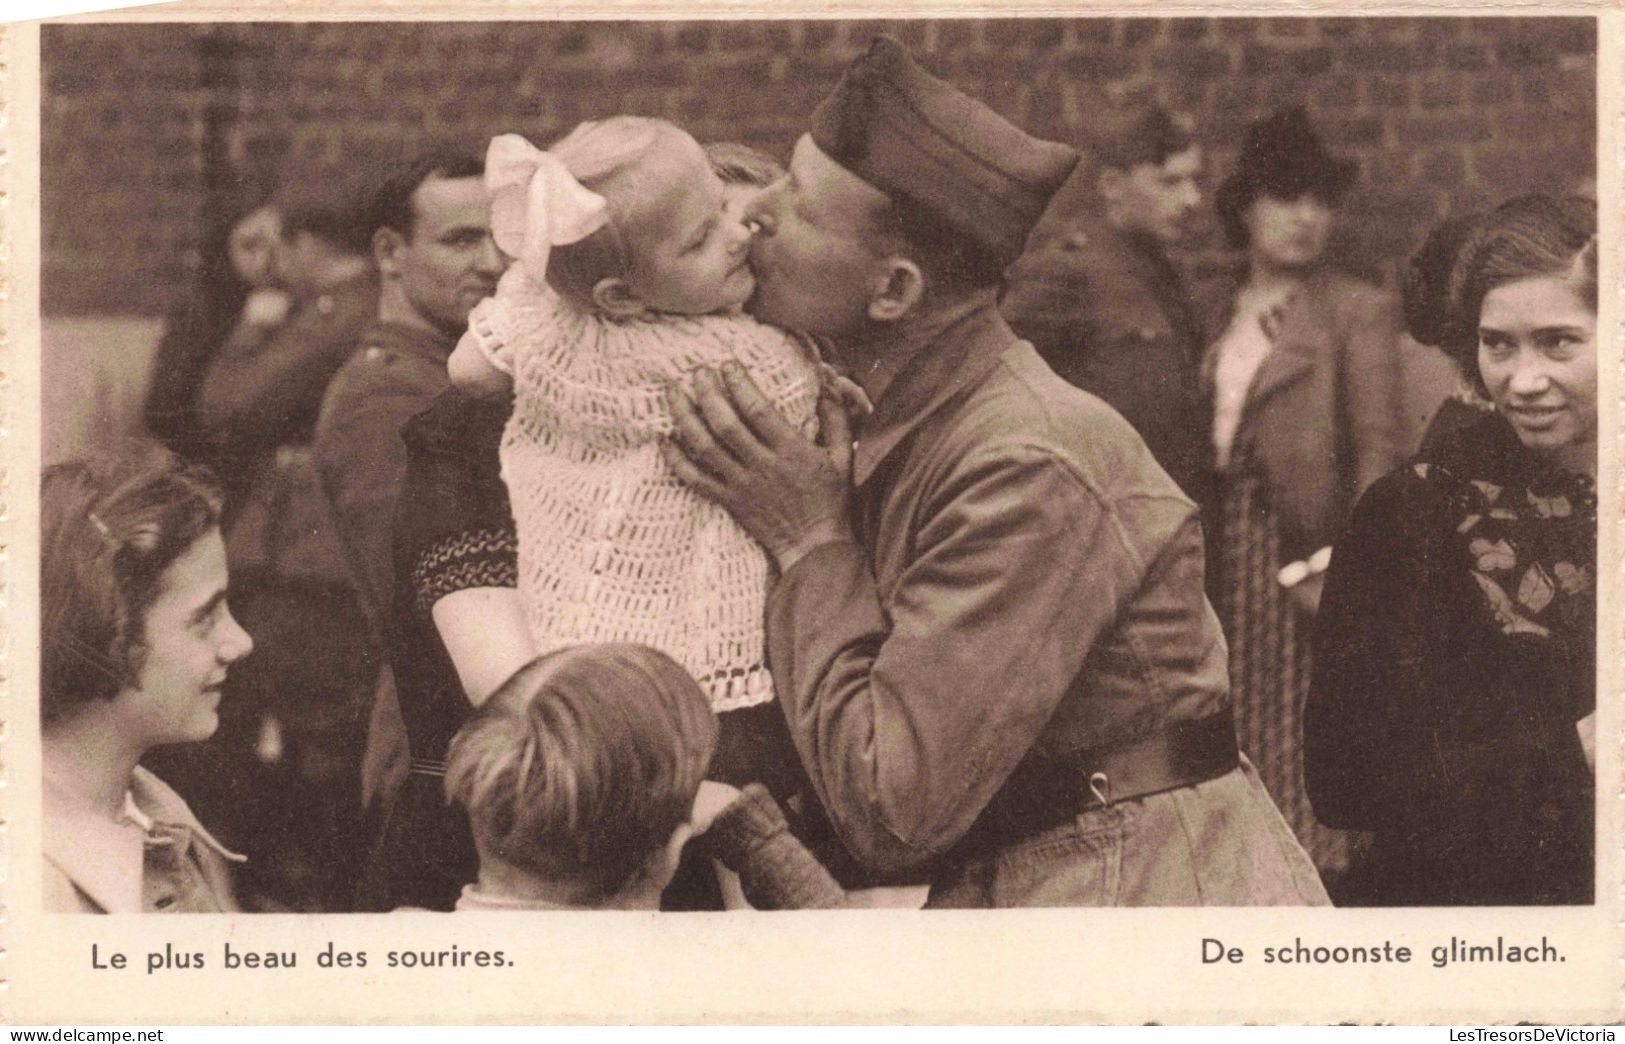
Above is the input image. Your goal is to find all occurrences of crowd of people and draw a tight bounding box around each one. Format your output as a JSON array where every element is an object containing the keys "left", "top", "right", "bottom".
[{"left": 41, "top": 36, "right": 1598, "bottom": 913}]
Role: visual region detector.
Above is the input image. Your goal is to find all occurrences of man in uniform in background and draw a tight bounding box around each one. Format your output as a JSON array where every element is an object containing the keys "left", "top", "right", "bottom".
[
  {"left": 314, "top": 145, "right": 504, "bottom": 821},
  {"left": 1001, "top": 105, "right": 1210, "bottom": 501},
  {"left": 178, "top": 173, "right": 382, "bottom": 910}
]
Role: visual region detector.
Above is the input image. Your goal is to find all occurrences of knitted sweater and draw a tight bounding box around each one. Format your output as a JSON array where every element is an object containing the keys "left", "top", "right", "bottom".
[{"left": 464, "top": 278, "right": 820, "bottom": 711}]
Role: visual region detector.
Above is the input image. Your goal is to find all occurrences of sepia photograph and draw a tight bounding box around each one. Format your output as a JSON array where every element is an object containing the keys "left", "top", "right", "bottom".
[{"left": 5, "top": 3, "right": 1619, "bottom": 1024}]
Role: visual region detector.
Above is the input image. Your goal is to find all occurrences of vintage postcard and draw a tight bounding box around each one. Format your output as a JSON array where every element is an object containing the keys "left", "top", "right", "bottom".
[{"left": 1, "top": 0, "right": 1620, "bottom": 1024}]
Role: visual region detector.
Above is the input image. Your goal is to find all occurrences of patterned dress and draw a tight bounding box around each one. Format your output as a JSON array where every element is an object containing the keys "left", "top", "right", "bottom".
[
  {"left": 1305, "top": 409, "right": 1595, "bottom": 904},
  {"left": 1211, "top": 444, "right": 1356, "bottom": 878},
  {"left": 1207, "top": 288, "right": 1357, "bottom": 879}
]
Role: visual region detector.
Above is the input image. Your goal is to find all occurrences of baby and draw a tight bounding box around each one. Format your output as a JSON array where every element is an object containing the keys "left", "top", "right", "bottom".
[{"left": 447, "top": 118, "right": 820, "bottom": 728}]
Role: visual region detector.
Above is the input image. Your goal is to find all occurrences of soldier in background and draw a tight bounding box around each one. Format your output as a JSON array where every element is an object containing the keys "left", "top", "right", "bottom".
[
  {"left": 1002, "top": 104, "right": 1209, "bottom": 502},
  {"left": 151, "top": 172, "right": 381, "bottom": 911},
  {"left": 313, "top": 145, "right": 503, "bottom": 827}
]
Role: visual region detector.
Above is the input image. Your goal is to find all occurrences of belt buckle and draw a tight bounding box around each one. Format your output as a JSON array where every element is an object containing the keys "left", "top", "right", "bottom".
[{"left": 1087, "top": 771, "right": 1112, "bottom": 808}]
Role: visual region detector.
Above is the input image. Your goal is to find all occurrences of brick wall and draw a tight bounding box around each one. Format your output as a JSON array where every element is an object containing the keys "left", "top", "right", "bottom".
[{"left": 42, "top": 16, "right": 1596, "bottom": 316}]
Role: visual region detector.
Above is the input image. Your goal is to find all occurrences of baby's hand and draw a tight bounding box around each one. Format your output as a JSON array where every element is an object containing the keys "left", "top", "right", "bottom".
[
  {"left": 447, "top": 333, "right": 514, "bottom": 399},
  {"left": 242, "top": 288, "right": 293, "bottom": 328},
  {"left": 1577, "top": 712, "right": 1595, "bottom": 772},
  {"left": 819, "top": 363, "right": 873, "bottom": 422}
]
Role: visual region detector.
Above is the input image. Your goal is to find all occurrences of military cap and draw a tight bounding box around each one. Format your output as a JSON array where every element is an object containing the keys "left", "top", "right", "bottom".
[{"left": 809, "top": 35, "right": 1080, "bottom": 267}]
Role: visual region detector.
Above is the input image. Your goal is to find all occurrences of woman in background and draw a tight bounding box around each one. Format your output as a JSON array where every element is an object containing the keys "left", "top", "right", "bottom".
[
  {"left": 1201, "top": 107, "right": 1411, "bottom": 890},
  {"left": 42, "top": 441, "right": 255, "bottom": 912},
  {"left": 1306, "top": 195, "right": 1597, "bottom": 905}
]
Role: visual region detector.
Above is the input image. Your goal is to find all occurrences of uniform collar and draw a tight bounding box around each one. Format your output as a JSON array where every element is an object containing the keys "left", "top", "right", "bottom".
[
  {"left": 365, "top": 318, "right": 459, "bottom": 366},
  {"left": 44, "top": 766, "right": 243, "bottom": 913},
  {"left": 851, "top": 290, "right": 1018, "bottom": 487}
]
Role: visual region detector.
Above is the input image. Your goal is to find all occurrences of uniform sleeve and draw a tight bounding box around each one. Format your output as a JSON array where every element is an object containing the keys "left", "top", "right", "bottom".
[
  {"left": 766, "top": 446, "right": 1151, "bottom": 875},
  {"left": 197, "top": 287, "right": 372, "bottom": 456},
  {"left": 313, "top": 360, "right": 444, "bottom": 629},
  {"left": 1339, "top": 287, "right": 1410, "bottom": 499},
  {"left": 1002, "top": 251, "right": 1206, "bottom": 499},
  {"left": 706, "top": 784, "right": 847, "bottom": 909}
]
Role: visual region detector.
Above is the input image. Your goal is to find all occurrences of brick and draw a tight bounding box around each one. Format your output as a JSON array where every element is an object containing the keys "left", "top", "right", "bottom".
[
  {"left": 1120, "top": 19, "right": 1161, "bottom": 48},
  {"left": 1470, "top": 76, "right": 1515, "bottom": 105},
  {"left": 1549, "top": 68, "right": 1596, "bottom": 114},
  {"left": 1218, "top": 19, "right": 1262, "bottom": 40},
  {"left": 1494, "top": 37, "right": 1557, "bottom": 70},
  {"left": 1364, "top": 150, "right": 1410, "bottom": 188},
  {"left": 935, "top": 19, "right": 977, "bottom": 50},
  {"left": 1313, "top": 75, "right": 1358, "bottom": 109},
  {"left": 1060, "top": 48, "right": 1137, "bottom": 81},
  {"left": 1496, "top": 108, "right": 1563, "bottom": 141},
  {"left": 1472, "top": 146, "right": 1540, "bottom": 193},
  {"left": 1419, "top": 77, "right": 1463, "bottom": 108},
  {"left": 1322, "top": 114, "right": 1384, "bottom": 148},
  {"left": 1241, "top": 44, "right": 1284, "bottom": 76},
  {"left": 1549, "top": 18, "right": 1597, "bottom": 55},
  {"left": 1267, "top": 19, "right": 1311, "bottom": 38},
  {"left": 986, "top": 18, "right": 1066, "bottom": 51},
  {"left": 1417, "top": 149, "right": 1466, "bottom": 187},
  {"left": 1343, "top": 42, "right": 1418, "bottom": 73},
  {"left": 1443, "top": 43, "right": 1488, "bottom": 70},
  {"left": 845, "top": 20, "right": 929, "bottom": 48},
  {"left": 1366, "top": 19, "right": 1418, "bottom": 40},
  {"left": 956, "top": 51, "right": 1036, "bottom": 84},
  {"left": 1368, "top": 78, "right": 1409, "bottom": 108},
  {"left": 1157, "top": 46, "right": 1231, "bottom": 82},
  {"left": 553, "top": 26, "right": 591, "bottom": 55},
  {"left": 1169, "top": 19, "right": 1209, "bottom": 42},
  {"left": 676, "top": 24, "right": 711, "bottom": 53},
  {"left": 801, "top": 21, "right": 838, "bottom": 50},
  {"left": 1396, "top": 112, "right": 1492, "bottom": 146}
]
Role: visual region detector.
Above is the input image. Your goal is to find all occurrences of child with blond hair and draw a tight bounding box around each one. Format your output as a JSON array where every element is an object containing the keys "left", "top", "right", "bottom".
[{"left": 447, "top": 119, "right": 824, "bottom": 808}]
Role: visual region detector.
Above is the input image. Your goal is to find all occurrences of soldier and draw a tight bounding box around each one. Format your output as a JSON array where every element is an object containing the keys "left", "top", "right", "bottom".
[
  {"left": 665, "top": 38, "right": 1328, "bottom": 906},
  {"left": 1001, "top": 104, "right": 1210, "bottom": 501},
  {"left": 313, "top": 146, "right": 504, "bottom": 822}
]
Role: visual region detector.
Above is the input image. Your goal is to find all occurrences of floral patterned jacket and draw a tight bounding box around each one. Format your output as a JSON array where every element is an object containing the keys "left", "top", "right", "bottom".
[{"left": 1304, "top": 407, "right": 1594, "bottom": 904}]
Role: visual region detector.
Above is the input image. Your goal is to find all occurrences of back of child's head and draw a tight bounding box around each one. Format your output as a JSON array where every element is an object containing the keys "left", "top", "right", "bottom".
[
  {"left": 444, "top": 643, "right": 718, "bottom": 901},
  {"left": 544, "top": 117, "right": 708, "bottom": 308}
]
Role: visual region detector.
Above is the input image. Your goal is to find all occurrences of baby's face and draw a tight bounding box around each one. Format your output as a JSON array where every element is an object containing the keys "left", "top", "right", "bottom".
[{"left": 628, "top": 144, "right": 755, "bottom": 316}]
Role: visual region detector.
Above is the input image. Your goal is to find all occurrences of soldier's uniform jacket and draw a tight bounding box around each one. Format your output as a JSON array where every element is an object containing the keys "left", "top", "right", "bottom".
[
  {"left": 1001, "top": 215, "right": 1210, "bottom": 504},
  {"left": 314, "top": 319, "right": 458, "bottom": 629},
  {"left": 766, "top": 296, "right": 1236, "bottom": 889},
  {"left": 197, "top": 270, "right": 379, "bottom": 584}
]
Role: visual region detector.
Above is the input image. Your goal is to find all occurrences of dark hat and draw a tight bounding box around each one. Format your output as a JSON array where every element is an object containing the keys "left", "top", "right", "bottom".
[
  {"left": 809, "top": 35, "right": 1080, "bottom": 267},
  {"left": 1214, "top": 106, "right": 1358, "bottom": 246}
]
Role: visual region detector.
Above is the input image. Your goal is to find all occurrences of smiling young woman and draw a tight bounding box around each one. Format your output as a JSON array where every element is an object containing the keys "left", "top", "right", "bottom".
[
  {"left": 1305, "top": 195, "right": 1597, "bottom": 906},
  {"left": 41, "top": 441, "right": 254, "bottom": 913}
]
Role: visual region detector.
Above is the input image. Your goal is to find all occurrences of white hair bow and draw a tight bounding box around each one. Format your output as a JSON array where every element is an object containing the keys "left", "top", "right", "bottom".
[{"left": 485, "top": 133, "right": 609, "bottom": 282}]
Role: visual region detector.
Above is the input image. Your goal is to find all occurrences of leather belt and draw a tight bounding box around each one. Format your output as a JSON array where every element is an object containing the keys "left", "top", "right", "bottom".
[{"left": 953, "top": 710, "right": 1241, "bottom": 860}]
